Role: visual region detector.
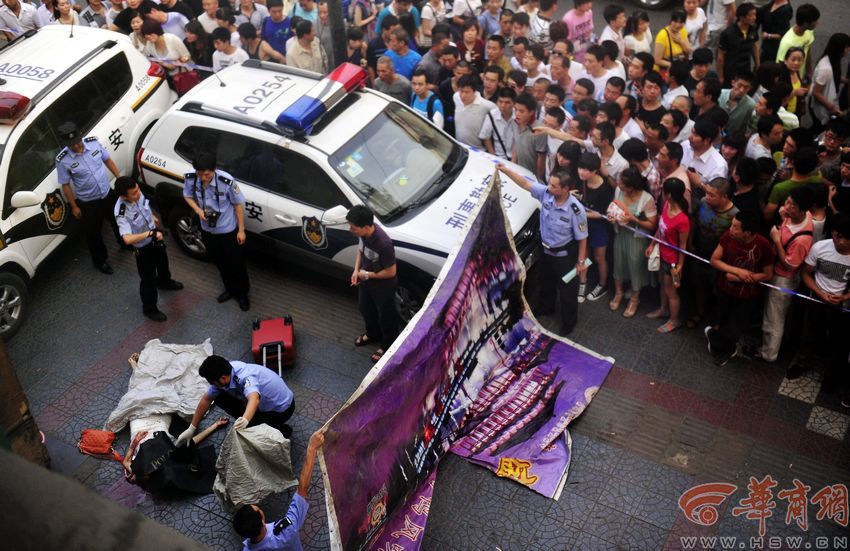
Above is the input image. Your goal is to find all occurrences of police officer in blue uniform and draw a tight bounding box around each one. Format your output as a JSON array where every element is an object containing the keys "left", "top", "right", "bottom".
[
  {"left": 114, "top": 177, "right": 183, "bottom": 322},
  {"left": 497, "top": 164, "right": 588, "bottom": 335},
  {"left": 56, "top": 121, "right": 123, "bottom": 274},
  {"left": 182, "top": 152, "right": 250, "bottom": 311}
]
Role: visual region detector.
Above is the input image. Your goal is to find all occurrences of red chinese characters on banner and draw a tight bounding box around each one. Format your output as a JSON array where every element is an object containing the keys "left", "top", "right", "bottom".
[
  {"left": 777, "top": 479, "right": 811, "bottom": 531},
  {"left": 811, "top": 484, "right": 849, "bottom": 528},
  {"left": 732, "top": 475, "right": 778, "bottom": 537}
]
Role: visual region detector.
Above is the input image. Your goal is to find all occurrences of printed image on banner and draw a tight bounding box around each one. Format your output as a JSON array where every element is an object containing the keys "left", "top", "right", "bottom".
[{"left": 320, "top": 172, "right": 614, "bottom": 550}]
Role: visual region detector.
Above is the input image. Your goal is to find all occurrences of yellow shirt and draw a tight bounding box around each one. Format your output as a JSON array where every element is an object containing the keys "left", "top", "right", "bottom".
[{"left": 655, "top": 26, "right": 688, "bottom": 68}]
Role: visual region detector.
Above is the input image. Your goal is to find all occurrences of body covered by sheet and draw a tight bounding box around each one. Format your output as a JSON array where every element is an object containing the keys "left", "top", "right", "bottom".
[
  {"left": 320, "top": 174, "right": 614, "bottom": 550},
  {"left": 105, "top": 339, "right": 212, "bottom": 433},
  {"left": 213, "top": 424, "right": 297, "bottom": 512}
]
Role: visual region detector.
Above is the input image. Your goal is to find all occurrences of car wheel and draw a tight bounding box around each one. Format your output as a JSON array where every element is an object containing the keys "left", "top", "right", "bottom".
[
  {"left": 168, "top": 206, "right": 208, "bottom": 260},
  {"left": 0, "top": 272, "right": 29, "bottom": 339},
  {"left": 632, "top": 0, "right": 674, "bottom": 9},
  {"left": 396, "top": 281, "right": 425, "bottom": 325}
]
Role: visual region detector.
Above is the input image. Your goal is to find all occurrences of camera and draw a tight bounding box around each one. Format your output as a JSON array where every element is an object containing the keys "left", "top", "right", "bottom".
[{"left": 205, "top": 209, "right": 220, "bottom": 228}]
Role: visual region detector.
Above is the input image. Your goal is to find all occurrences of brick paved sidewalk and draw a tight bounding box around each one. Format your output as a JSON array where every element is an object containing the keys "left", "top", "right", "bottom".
[{"left": 9, "top": 235, "right": 849, "bottom": 550}]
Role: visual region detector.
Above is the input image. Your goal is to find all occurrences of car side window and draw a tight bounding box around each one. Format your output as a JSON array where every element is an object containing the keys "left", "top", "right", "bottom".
[
  {"left": 5, "top": 114, "right": 59, "bottom": 207},
  {"left": 42, "top": 53, "right": 132, "bottom": 134},
  {"left": 175, "top": 126, "right": 349, "bottom": 210},
  {"left": 270, "top": 148, "right": 350, "bottom": 210}
]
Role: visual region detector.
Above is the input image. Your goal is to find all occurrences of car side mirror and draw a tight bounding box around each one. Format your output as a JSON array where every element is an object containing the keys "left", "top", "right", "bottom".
[
  {"left": 321, "top": 205, "right": 348, "bottom": 226},
  {"left": 10, "top": 190, "right": 42, "bottom": 208}
]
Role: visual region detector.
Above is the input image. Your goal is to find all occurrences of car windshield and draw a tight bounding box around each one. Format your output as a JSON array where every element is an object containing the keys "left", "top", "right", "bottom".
[{"left": 329, "top": 103, "right": 460, "bottom": 219}]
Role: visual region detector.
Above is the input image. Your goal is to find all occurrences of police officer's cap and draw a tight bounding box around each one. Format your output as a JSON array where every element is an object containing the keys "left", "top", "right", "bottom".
[{"left": 57, "top": 121, "right": 82, "bottom": 146}]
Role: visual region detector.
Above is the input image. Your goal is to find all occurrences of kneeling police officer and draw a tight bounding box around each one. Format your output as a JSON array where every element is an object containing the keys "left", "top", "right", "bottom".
[{"left": 114, "top": 177, "right": 183, "bottom": 322}]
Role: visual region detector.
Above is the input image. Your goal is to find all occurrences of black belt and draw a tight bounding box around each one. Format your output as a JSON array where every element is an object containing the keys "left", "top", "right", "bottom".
[{"left": 542, "top": 241, "right": 575, "bottom": 253}]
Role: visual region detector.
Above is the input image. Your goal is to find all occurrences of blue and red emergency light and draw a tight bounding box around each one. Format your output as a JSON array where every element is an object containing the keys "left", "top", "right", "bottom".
[{"left": 276, "top": 62, "right": 367, "bottom": 133}]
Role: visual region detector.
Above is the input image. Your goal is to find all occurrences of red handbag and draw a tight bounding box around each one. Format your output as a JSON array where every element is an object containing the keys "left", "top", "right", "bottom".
[
  {"left": 171, "top": 68, "right": 201, "bottom": 96},
  {"left": 78, "top": 428, "right": 124, "bottom": 462}
]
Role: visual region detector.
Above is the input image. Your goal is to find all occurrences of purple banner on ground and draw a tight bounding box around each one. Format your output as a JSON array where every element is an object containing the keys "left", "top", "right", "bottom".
[{"left": 319, "top": 173, "right": 614, "bottom": 550}]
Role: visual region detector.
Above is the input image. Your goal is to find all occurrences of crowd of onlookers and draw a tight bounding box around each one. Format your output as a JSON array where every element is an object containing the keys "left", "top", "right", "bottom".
[{"left": 2, "top": 0, "right": 848, "bottom": 404}]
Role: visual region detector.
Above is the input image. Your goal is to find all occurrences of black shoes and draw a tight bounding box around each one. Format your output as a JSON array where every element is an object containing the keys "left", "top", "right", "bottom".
[
  {"left": 158, "top": 279, "right": 184, "bottom": 290},
  {"left": 96, "top": 262, "right": 114, "bottom": 275},
  {"left": 217, "top": 291, "right": 232, "bottom": 303},
  {"left": 238, "top": 297, "right": 250, "bottom": 311},
  {"left": 785, "top": 363, "right": 808, "bottom": 380},
  {"left": 143, "top": 308, "right": 167, "bottom": 322}
]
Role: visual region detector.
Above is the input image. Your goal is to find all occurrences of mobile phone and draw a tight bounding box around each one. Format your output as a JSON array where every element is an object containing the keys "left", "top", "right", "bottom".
[{"left": 687, "top": 167, "right": 696, "bottom": 172}]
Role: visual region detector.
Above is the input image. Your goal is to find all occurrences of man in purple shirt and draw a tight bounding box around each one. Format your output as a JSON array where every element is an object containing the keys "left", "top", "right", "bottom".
[{"left": 347, "top": 205, "right": 400, "bottom": 363}]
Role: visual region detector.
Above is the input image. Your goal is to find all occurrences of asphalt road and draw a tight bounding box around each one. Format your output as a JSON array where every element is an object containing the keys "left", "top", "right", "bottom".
[{"left": 554, "top": 0, "right": 845, "bottom": 65}]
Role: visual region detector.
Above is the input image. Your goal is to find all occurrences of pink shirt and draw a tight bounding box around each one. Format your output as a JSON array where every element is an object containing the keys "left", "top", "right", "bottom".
[
  {"left": 561, "top": 8, "right": 594, "bottom": 62},
  {"left": 774, "top": 215, "right": 814, "bottom": 278},
  {"left": 658, "top": 203, "right": 690, "bottom": 265}
]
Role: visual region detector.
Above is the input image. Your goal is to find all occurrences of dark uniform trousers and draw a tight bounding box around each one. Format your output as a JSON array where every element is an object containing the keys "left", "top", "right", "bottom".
[
  {"left": 77, "top": 190, "right": 122, "bottom": 266},
  {"left": 358, "top": 281, "right": 400, "bottom": 350},
  {"left": 213, "top": 391, "right": 295, "bottom": 437},
  {"left": 536, "top": 242, "right": 580, "bottom": 336},
  {"left": 135, "top": 242, "right": 174, "bottom": 311},
  {"left": 202, "top": 229, "right": 249, "bottom": 299}
]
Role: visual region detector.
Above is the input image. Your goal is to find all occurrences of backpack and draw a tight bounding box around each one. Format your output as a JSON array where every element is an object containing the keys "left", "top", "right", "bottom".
[{"left": 426, "top": 93, "right": 438, "bottom": 121}]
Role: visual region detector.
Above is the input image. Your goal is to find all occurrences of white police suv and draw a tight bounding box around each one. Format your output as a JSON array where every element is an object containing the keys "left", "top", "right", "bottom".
[
  {"left": 138, "top": 61, "right": 541, "bottom": 320},
  {"left": 0, "top": 26, "right": 176, "bottom": 337}
]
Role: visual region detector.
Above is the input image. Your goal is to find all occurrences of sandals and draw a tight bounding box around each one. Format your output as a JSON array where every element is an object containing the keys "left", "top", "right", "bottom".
[
  {"left": 371, "top": 349, "right": 385, "bottom": 362},
  {"left": 354, "top": 334, "right": 374, "bottom": 347},
  {"left": 657, "top": 320, "right": 681, "bottom": 333},
  {"left": 609, "top": 293, "right": 624, "bottom": 311},
  {"left": 646, "top": 309, "right": 669, "bottom": 320},
  {"left": 685, "top": 316, "right": 702, "bottom": 329},
  {"left": 623, "top": 298, "right": 640, "bottom": 318}
]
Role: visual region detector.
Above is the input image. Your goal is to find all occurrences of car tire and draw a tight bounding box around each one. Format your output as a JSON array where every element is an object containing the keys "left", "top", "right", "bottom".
[
  {"left": 396, "top": 281, "right": 426, "bottom": 325},
  {"left": 632, "top": 0, "right": 674, "bottom": 9},
  {"left": 0, "top": 272, "right": 29, "bottom": 339},
  {"left": 168, "top": 206, "right": 208, "bottom": 260}
]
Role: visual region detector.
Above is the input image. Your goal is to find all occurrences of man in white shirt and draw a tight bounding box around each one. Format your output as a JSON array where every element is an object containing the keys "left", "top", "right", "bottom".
[
  {"left": 286, "top": 19, "right": 327, "bottom": 73},
  {"left": 140, "top": 3, "right": 189, "bottom": 40},
  {"left": 682, "top": 118, "right": 727, "bottom": 201},
  {"left": 579, "top": 45, "right": 612, "bottom": 103},
  {"left": 661, "top": 63, "right": 690, "bottom": 109},
  {"left": 211, "top": 27, "right": 249, "bottom": 72},
  {"left": 706, "top": 0, "right": 736, "bottom": 50},
  {"left": 593, "top": 122, "right": 628, "bottom": 183},
  {"left": 670, "top": 95, "right": 696, "bottom": 142},
  {"left": 480, "top": 88, "right": 517, "bottom": 159},
  {"left": 529, "top": 0, "right": 556, "bottom": 50},
  {"left": 599, "top": 4, "right": 626, "bottom": 61},
  {"left": 745, "top": 115, "right": 783, "bottom": 160},
  {"left": 454, "top": 74, "right": 495, "bottom": 148},
  {"left": 0, "top": 0, "right": 42, "bottom": 40},
  {"left": 616, "top": 95, "right": 644, "bottom": 139},
  {"left": 197, "top": 0, "right": 220, "bottom": 34}
]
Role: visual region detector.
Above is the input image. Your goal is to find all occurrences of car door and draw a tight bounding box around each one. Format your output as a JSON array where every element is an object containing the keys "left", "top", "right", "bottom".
[
  {"left": 1, "top": 108, "right": 66, "bottom": 266},
  {"left": 254, "top": 142, "right": 356, "bottom": 268}
]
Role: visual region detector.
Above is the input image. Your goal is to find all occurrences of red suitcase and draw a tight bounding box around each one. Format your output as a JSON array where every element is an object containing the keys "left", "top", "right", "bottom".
[{"left": 251, "top": 316, "right": 295, "bottom": 376}]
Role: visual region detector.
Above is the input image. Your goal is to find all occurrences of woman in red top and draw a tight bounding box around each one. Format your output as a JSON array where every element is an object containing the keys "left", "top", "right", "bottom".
[
  {"left": 458, "top": 18, "right": 485, "bottom": 73},
  {"left": 647, "top": 177, "right": 690, "bottom": 333}
]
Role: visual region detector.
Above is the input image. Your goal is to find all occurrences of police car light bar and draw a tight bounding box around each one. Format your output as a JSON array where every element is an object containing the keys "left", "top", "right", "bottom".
[
  {"left": 0, "top": 92, "right": 30, "bottom": 124},
  {"left": 276, "top": 62, "right": 367, "bottom": 133}
]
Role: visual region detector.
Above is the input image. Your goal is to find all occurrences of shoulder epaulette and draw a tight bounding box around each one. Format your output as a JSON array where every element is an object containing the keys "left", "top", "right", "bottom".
[
  {"left": 272, "top": 517, "right": 292, "bottom": 536},
  {"left": 184, "top": 173, "right": 197, "bottom": 182},
  {"left": 84, "top": 136, "right": 98, "bottom": 143},
  {"left": 55, "top": 149, "right": 68, "bottom": 161},
  {"left": 570, "top": 202, "right": 581, "bottom": 215},
  {"left": 117, "top": 203, "right": 126, "bottom": 217},
  {"left": 217, "top": 174, "right": 233, "bottom": 185}
]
